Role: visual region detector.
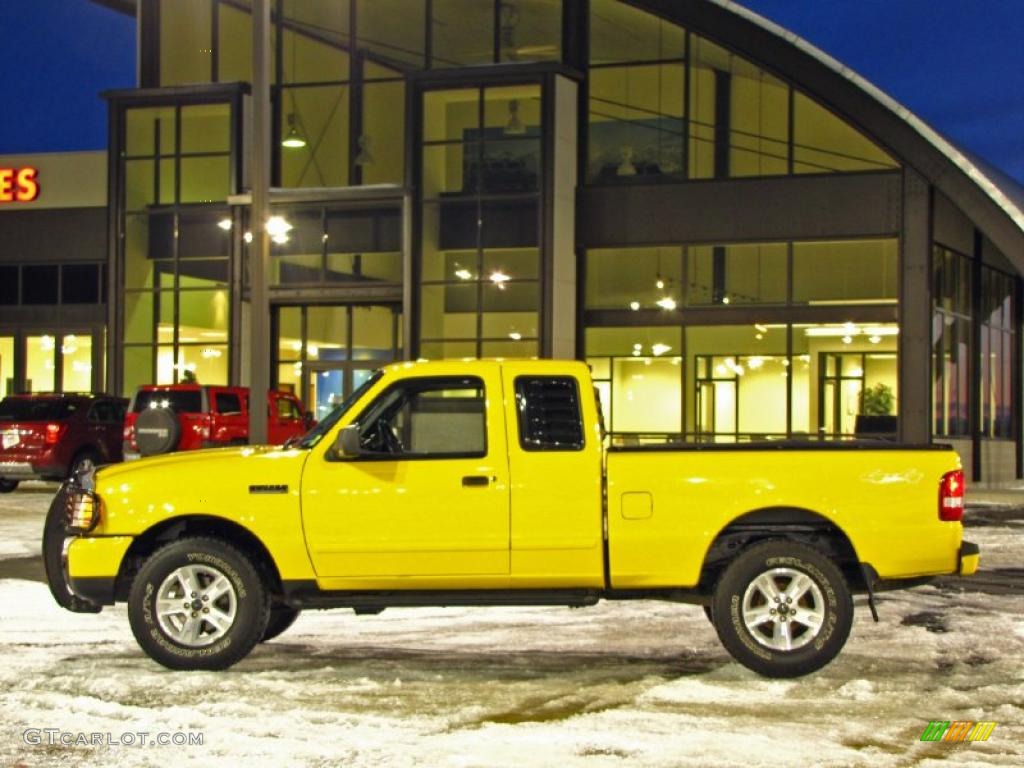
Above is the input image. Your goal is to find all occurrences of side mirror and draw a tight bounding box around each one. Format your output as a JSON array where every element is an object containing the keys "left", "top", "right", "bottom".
[
  {"left": 334, "top": 425, "right": 362, "bottom": 458},
  {"left": 304, "top": 410, "right": 315, "bottom": 429}
]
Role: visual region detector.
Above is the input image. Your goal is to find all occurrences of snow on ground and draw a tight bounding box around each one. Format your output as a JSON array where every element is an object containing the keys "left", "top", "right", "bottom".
[
  {"left": 0, "top": 489, "right": 1021, "bottom": 767},
  {"left": 0, "top": 482, "right": 50, "bottom": 557}
]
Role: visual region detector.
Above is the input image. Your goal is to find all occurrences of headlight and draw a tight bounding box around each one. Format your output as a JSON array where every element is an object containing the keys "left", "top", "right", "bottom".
[{"left": 65, "top": 489, "right": 101, "bottom": 533}]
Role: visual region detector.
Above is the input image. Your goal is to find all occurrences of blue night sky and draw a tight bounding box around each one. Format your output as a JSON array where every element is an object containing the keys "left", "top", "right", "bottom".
[{"left": 0, "top": 0, "right": 1021, "bottom": 185}]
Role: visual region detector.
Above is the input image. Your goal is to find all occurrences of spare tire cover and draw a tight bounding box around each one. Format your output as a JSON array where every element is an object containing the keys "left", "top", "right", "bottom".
[{"left": 135, "top": 407, "right": 182, "bottom": 456}]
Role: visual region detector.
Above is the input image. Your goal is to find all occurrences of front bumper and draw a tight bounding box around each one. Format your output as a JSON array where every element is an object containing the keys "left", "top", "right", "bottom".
[
  {"left": 42, "top": 482, "right": 132, "bottom": 612},
  {"left": 958, "top": 540, "right": 980, "bottom": 576}
]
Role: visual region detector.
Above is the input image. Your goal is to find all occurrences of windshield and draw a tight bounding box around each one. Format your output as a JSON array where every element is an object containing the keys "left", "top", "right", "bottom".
[
  {"left": 132, "top": 390, "right": 202, "bottom": 414},
  {"left": 296, "top": 369, "right": 383, "bottom": 449}
]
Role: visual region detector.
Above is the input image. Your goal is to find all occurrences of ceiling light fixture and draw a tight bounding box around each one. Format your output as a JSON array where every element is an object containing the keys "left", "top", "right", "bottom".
[
  {"left": 266, "top": 215, "right": 293, "bottom": 245},
  {"left": 281, "top": 113, "right": 307, "bottom": 149}
]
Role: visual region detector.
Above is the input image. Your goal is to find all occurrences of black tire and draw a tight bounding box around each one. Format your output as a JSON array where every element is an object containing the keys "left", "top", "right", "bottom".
[
  {"left": 68, "top": 449, "right": 101, "bottom": 481},
  {"left": 135, "top": 407, "right": 181, "bottom": 456},
  {"left": 0, "top": 478, "right": 18, "bottom": 493},
  {"left": 127, "top": 537, "right": 270, "bottom": 670},
  {"left": 261, "top": 606, "right": 301, "bottom": 642},
  {"left": 711, "top": 540, "right": 853, "bottom": 678},
  {"left": 702, "top": 604, "right": 715, "bottom": 626}
]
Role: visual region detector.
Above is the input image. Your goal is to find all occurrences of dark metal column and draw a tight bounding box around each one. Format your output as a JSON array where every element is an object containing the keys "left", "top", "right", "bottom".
[
  {"left": 898, "top": 168, "right": 931, "bottom": 444},
  {"left": 248, "top": 0, "right": 272, "bottom": 443}
]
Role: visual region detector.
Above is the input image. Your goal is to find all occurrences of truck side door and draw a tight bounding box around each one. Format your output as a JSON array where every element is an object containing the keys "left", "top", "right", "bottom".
[
  {"left": 300, "top": 370, "right": 510, "bottom": 585},
  {"left": 500, "top": 363, "right": 605, "bottom": 587},
  {"left": 211, "top": 389, "right": 245, "bottom": 445}
]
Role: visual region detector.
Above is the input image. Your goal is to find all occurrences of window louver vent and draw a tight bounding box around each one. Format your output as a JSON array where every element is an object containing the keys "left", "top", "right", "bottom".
[{"left": 515, "top": 376, "right": 584, "bottom": 451}]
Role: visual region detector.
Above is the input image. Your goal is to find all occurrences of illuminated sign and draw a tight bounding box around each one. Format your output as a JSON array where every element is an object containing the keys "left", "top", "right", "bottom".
[{"left": 0, "top": 167, "right": 40, "bottom": 203}]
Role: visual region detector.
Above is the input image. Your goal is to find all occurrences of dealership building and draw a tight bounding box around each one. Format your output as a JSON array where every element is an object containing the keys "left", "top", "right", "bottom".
[{"left": 4, "top": 0, "right": 1024, "bottom": 483}]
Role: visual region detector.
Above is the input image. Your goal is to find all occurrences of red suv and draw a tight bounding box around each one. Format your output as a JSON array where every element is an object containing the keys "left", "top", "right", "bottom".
[
  {"left": 0, "top": 394, "right": 128, "bottom": 492},
  {"left": 123, "top": 385, "right": 312, "bottom": 459}
]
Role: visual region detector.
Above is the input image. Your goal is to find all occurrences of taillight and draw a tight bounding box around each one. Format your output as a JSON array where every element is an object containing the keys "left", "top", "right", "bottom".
[
  {"left": 45, "top": 423, "right": 66, "bottom": 445},
  {"left": 123, "top": 424, "right": 137, "bottom": 450},
  {"left": 939, "top": 469, "right": 965, "bottom": 522}
]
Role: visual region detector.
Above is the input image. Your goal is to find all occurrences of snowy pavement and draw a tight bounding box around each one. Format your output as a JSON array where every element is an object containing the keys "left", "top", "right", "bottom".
[{"left": 0, "top": 487, "right": 1021, "bottom": 767}]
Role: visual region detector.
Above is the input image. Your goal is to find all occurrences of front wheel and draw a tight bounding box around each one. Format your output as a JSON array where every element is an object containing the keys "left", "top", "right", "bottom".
[
  {"left": 0, "top": 478, "right": 18, "bottom": 493},
  {"left": 128, "top": 537, "right": 269, "bottom": 670},
  {"left": 711, "top": 540, "right": 853, "bottom": 678}
]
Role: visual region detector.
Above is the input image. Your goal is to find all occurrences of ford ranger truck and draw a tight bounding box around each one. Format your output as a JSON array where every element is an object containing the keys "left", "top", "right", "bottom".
[{"left": 43, "top": 360, "right": 979, "bottom": 678}]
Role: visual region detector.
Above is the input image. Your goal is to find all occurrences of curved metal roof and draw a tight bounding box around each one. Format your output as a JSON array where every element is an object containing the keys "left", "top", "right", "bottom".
[{"left": 710, "top": 0, "right": 1024, "bottom": 236}]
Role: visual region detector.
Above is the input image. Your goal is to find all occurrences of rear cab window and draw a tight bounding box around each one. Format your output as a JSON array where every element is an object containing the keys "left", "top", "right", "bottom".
[
  {"left": 0, "top": 398, "right": 76, "bottom": 421},
  {"left": 214, "top": 392, "right": 243, "bottom": 415},
  {"left": 514, "top": 376, "right": 585, "bottom": 451}
]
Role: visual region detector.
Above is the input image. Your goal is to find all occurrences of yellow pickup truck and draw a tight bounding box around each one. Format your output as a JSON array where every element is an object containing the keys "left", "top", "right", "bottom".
[{"left": 43, "top": 360, "right": 978, "bottom": 677}]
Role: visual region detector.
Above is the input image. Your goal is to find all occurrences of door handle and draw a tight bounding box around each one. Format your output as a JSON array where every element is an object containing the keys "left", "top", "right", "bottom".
[{"left": 462, "top": 475, "right": 490, "bottom": 487}]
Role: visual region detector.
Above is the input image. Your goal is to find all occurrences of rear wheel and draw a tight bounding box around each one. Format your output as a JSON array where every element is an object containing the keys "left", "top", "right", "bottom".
[
  {"left": 128, "top": 537, "right": 269, "bottom": 670},
  {"left": 711, "top": 540, "right": 852, "bottom": 678},
  {"left": 261, "top": 606, "right": 301, "bottom": 642},
  {"left": 0, "top": 479, "right": 18, "bottom": 493}
]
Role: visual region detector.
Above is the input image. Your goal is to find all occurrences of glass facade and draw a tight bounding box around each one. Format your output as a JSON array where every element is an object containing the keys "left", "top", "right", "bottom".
[
  {"left": 91, "top": 0, "right": 1021, "bottom": 479},
  {"left": 932, "top": 246, "right": 972, "bottom": 437},
  {"left": 980, "top": 267, "right": 1015, "bottom": 438},
  {"left": 419, "top": 84, "right": 542, "bottom": 358},
  {"left": 587, "top": 322, "right": 898, "bottom": 442},
  {"left": 586, "top": 0, "right": 897, "bottom": 183},
  {"left": 586, "top": 238, "right": 897, "bottom": 311},
  {"left": 120, "top": 100, "right": 235, "bottom": 391}
]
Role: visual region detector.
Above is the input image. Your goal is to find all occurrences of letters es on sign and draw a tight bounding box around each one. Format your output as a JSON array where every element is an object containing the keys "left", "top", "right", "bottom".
[{"left": 0, "top": 167, "right": 40, "bottom": 203}]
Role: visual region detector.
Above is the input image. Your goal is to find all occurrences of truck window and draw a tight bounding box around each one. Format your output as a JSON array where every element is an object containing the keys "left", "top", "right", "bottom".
[
  {"left": 514, "top": 376, "right": 585, "bottom": 451},
  {"left": 356, "top": 376, "right": 486, "bottom": 458},
  {"left": 276, "top": 397, "right": 301, "bottom": 420},
  {"left": 214, "top": 392, "right": 243, "bottom": 415}
]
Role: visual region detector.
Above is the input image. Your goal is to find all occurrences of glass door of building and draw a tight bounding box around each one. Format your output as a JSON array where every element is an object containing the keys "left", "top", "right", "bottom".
[
  {"left": 305, "top": 363, "right": 379, "bottom": 422},
  {"left": 275, "top": 304, "right": 400, "bottom": 420},
  {"left": 0, "top": 330, "right": 101, "bottom": 394}
]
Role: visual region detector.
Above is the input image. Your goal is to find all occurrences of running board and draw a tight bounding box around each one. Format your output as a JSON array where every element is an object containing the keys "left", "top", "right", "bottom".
[
  {"left": 280, "top": 581, "right": 706, "bottom": 610},
  {"left": 281, "top": 582, "right": 603, "bottom": 610}
]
